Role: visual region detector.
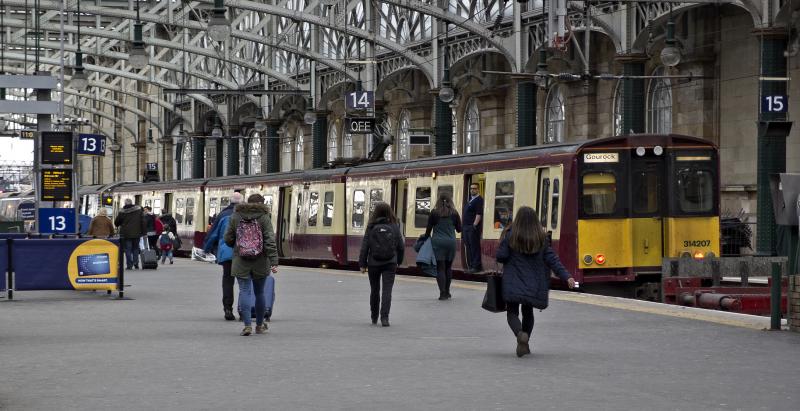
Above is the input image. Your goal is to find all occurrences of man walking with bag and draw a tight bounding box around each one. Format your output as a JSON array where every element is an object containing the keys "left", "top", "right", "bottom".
[
  {"left": 204, "top": 192, "right": 243, "bottom": 321},
  {"left": 115, "top": 198, "right": 146, "bottom": 270}
]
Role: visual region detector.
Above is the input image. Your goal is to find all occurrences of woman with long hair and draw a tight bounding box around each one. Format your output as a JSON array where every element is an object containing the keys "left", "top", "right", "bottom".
[
  {"left": 424, "top": 192, "right": 462, "bottom": 300},
  {"left": 359, "top": 202, "right": 405, "bottom": 326},
  {"left": 496, "top": 206, "right": 575, "bottom": 357}
]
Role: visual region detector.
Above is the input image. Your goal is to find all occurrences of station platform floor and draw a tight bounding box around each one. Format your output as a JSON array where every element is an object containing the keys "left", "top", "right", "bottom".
[{"left": 2, "top": 260, "right": 799, "bottom": 410}]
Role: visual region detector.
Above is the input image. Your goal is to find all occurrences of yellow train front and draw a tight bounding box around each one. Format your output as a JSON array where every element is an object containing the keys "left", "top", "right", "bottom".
[{"left": 575, "top": 135, "right": 720, "bottom": 296}]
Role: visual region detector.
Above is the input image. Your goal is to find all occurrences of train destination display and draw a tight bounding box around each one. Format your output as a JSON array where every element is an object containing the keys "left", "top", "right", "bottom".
[
  {"left": 41, "top": 169, "right": 73, "bottom": 201},
  {"left": 41, "top": 131, "right": 74, "bottom": 165}
]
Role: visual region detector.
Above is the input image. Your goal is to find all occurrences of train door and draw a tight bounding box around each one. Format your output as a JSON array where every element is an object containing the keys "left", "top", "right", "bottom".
[
  {"left": 277, "top": 186, "right": 293, "bottom": 257},
  {"left": 631, "top": 155, "right": 665, "bottom": 269},
  {"left": 391, "top": 179, "right": 408, "bottom": 235},
  {"left": 134, "top": 195, "right": 142, "bottom": 206},
  {"left": 537, "top": 169, "right": 551, "bottom": 234},
  {"left": 164, "top": 193, "right": 173, "bottom": 214},
  {"left": 462, "top": 173, "right": 485, "bottom": 267}
]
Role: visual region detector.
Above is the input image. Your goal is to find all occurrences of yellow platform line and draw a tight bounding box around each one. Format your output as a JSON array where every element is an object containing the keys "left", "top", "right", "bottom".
[{"left": 282, "top": 267, "right": 775, "bottom": 331}]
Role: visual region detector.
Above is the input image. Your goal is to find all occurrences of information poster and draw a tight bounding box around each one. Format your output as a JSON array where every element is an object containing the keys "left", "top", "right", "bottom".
[
  {"left": 40, "top": 169, "right": 73, "bottom": 201},
  {"left": 67, "top": 239, "right": 119, "bottom": 291},
  {"left": 41, "top": 131, "right": 73, "bottom": 165}
]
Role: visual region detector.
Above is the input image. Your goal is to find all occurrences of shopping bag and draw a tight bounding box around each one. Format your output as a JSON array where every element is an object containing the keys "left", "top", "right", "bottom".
[{"left": 481, "top": 275, "right": 506, "bottom": 313}]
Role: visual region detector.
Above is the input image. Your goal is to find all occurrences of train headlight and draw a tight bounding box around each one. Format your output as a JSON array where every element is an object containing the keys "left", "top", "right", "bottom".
[
  {"left": 653, "top": 145, "right": 664, "bottom": 156},
  {"left": 635, "top": 146, "right": 646, "bottom": 157},
  {"left": 705, "top": 251, "right": 716, "bottom": 259},
  {"left": 693, "top": 251, "right": 705, "bottom": 260},
  {"left": 595, "top": 254, "right": 606, "bottom": 265},
  {"left": 583, "top": 255, "right": 593, "bottom": 265}
]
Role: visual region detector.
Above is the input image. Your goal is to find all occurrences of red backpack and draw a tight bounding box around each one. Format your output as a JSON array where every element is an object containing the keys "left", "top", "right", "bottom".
[{"left": 235, "top": 218, "right": 263, "bottom": 259}]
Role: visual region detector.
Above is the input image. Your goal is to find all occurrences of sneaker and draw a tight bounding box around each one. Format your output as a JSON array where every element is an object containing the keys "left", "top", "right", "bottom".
[
  {"left": 438, "top": 294, "right": 447, "bottom": 301},
  {"left": 516, "top": 332, "right": 530, "bottom": 357},
  {"left": 255, "top": 324, "right": 267, "bottom": 334},
  {"left": 380, "top": 318, "right": 390, "bottom": 327},
  {"left": 224, "top": 309, "right": 236, "bottom": 321},
  {"left": 240, "top": 326, "right": 252, "bottom": 336}
]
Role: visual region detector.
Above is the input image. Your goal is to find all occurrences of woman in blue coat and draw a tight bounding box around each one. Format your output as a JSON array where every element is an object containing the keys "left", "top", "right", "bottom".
[
  {"left": 496, "top": 206, "right": 575, "bottom": 357},
  {"left": 424, "top": 192, "right": 462, "bottom": 300}
]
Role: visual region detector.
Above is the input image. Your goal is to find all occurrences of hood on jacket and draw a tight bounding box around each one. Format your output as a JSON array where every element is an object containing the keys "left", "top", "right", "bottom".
[
  {"left": 234, "top": 203, "right": 268, "bottom": 220},
  {"left": 367, "top": 216, "right": 392, "bottom": 228},
  {"left": 120, "top": 205, "right": 142, "bottom": 214}
]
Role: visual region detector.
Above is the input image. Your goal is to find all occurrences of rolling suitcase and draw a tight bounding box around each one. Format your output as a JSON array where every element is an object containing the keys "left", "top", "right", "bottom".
[
  {"left": 239, "top": 275, "right": 275, "bottom": 321},
  {"left": 140, "top": 237, "right": 159, "bottom": 270}
]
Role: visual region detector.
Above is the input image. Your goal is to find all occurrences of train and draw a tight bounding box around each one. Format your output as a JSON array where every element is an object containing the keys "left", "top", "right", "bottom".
[{"left": 5, "top": 134, "right": 721, "bottom": 295}]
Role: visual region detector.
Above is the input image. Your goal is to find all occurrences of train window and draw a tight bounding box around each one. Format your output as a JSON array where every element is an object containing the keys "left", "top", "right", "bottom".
[
  {"left": 551, "top": 179, "right": 560, "bottom": 229},
  {"left": 370, "top": 189, "right": 384, "bottom": 212},
  {"left": 415, "top": 186, "right": 431, "bottom": 228},
  {"left": 494, "top": 181, "right": 514, "bottom": 229},
  {"left": 540, "top": 179, "right": 550, "bottom": 228},
  {"left": 323, "top": 191, "right": 334, "bottom": 227},
  {"left": 209, "top": 198, "right": 219, "bottom": 220},
  {"left": 144, "top": 199, "right": 152, "bottom": 209},
  {"left": 676, "top": 168, "right": 714, "bottom": 213},
  {"left": 308, "top": 192, "right": 319, "bottom": 227},
  {"left": 438, "top": 185, "right": 453, "bottom": 202},
  {"left": 582, "top": 173, "right": 616, "bottom": 215},
  {"left": 175, "top": 198, "right": 185, "bottom": 224},
  {"left": 296, "top": 192, "right": 303, "bottom": 227},
  {"left": 220, "top": 197, "right": 230, "bottom": 208},
  {"left": 185, "top": 198, "right": 195, "bottom": 226},
  {"left": 264, "top": 195, "right": 273, "bottom": 215},
  {"left": 633, "top": 167, "right": 660, "bottom": 214},
  {"left": 353, "top": 190, "right": 366, "bottom": 228},
  {"left": 153, "top": 199, "right": 162, "bottom": 215}
]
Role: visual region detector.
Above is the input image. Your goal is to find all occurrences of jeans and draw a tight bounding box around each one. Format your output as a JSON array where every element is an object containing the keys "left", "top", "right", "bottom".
[
  {"left": 221, "top": 261, "right": 235, "bottom": 310},
  {"left": 160, "top": 250, "right": 173, "bottom": 263},
  {"left": 462, "top": 225, "right": 482, "bottom": 270},
  {"left": 123, "top": 238, "right": 141, "bottom": 269},
  {"left": 436, "top": 259, "right": 454, "bottom": 296},
  {"left": 506, "top": 303, "right": 535, "bottom": 336},
  {"left": 368, "top": 264, "right": 396, "bottom": 320},
  {"left": 237, "top": 274, "right": 266, "bottom": 327}
]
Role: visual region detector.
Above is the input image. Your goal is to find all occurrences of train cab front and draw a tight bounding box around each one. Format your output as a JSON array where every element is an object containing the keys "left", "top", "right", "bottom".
[{"left": 576, "top": 135, "right": 720, "bottom": 290}]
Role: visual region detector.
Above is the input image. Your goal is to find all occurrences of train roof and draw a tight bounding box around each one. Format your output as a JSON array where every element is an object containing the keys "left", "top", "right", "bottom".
[{"left": 578, "top": 134, "right": 718, "bottom": 150}]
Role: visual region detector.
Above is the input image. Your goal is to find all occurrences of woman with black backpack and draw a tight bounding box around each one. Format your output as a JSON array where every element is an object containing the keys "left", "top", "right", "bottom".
[{"left": 359, "top": 202, "right": 405, "bottom": 327}]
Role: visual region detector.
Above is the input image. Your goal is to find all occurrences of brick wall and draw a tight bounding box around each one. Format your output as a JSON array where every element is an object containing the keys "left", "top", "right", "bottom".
[{"left": 790, "top": 275, "right": 800, "bottom": 332}]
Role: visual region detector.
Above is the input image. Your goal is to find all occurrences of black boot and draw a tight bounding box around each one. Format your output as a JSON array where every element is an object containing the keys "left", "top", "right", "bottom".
[
  {"left": 224, "top": 308, "right": 235, "bottom": 321},
  {"left": 380, "top": 317, "right": 390, "bottom": 327}
]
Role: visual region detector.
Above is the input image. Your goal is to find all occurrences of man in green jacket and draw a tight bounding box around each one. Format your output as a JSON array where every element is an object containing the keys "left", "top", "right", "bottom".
[{"left": 224, "top": 193, "right": 279, "bottom": 336}]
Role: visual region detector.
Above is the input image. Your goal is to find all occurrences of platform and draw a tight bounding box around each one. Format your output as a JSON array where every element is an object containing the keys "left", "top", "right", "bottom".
[{"left": 2, "top": 260, "right": 799, "bottom": 410}]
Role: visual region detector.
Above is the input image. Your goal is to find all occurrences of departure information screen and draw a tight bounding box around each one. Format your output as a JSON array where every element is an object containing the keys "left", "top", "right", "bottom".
[
  {"left": 41, "top": 169, "right": 73, "bottom": 201},
  {"left": 41, "top": 131, "right": 73, "bottom": 165}
]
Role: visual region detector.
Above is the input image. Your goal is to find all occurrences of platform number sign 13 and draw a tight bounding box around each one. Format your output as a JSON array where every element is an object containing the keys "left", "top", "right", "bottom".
[
  {"left": 762, "top": 95, "right": 788, "bottom": 114},
  {"left": 39, "top": 208, "right": 77, "bottom": 234},
  {"left": 345, "top": 91, "right": 374, "bottom": 110},
  {"left": 78, "top": 134, "right": 107, "bottom": 156}
]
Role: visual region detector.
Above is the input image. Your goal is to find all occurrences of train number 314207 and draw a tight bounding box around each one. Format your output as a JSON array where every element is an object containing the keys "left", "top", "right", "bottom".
[{"left": 683, "top": 240, "right": 711, "bottom": 247}]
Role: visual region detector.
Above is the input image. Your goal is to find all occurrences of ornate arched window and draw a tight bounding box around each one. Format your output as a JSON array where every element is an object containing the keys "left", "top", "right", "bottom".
[
  {"left": 328, "top": 123, "right": 338, "bottom": 162},
  {"left": 545, "top": 85, "right": 566, "bottom": 143},
  {"left": 613, "top": 81, "right": 623, "bottom": 136},
  {"left": 343, "top": 132, "right": 353, "bottom": 158},
  {"left": 238, "top": 139, "right": 247, "bottom": 174},
  {"left": 452, "top": 111, "right": 458, "bottom": 154},
  {"left": 647, "top": 66, "right": 672, "bottom": 134},
  {"left": 464, "top": 98, "right": 480, "bottom": 153},
  {"left": 180, "top": 141, "right": 192, "bottom": 180},
  {"left": 383, "top": 115, "right": 394, "bottom": 161},
  {"left": 281, "top": 133, "right": 292, "bottom": 172},
  {"left": 249, "top": 134, "right": 262, "bottom": 174},
  {"left": 295, "top": 129, "right": 304, "bottom": 170},
  {"left": 398, "top": 110, "right": 410, "bottom": 160}
]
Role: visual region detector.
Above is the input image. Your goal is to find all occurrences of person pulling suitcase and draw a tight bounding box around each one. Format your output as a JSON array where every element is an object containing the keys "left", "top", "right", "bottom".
[{"left": 140, "top": 235, "right": 159, "bottom": 269}]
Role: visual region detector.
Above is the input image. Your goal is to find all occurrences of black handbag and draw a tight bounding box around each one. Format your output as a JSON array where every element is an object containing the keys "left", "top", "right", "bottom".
[{"left": 481, "top": 274, "right": 506, "bottom": 313}]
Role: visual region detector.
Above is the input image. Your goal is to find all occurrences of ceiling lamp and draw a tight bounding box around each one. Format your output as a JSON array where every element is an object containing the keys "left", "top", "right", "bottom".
[
  {"left": 660, "top": 11, "right": 681, "bottom": 67},
  {"left": 207, "top": 0, "right": 231, "bottom": 42},
  {"left": 71, "top": 52, "right": 90, "bottom": 90},
  {"left": 129, "top": 21, "right": 149, "bottom": 69}
]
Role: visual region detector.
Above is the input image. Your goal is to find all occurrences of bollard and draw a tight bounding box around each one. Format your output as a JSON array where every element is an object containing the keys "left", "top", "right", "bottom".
[{"left": 771, "top": 262, "right": 782, "bottom": 330}]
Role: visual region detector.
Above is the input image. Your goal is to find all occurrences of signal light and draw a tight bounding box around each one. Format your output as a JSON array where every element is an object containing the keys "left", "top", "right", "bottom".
[
  {"left": 595, "top": 254, "right": 606, "bottom": 265},
  {"left": 102, "top": 194, "right": 113, "bottom": 205},
  {"left": 583, "top": 255, "right": 593, "bottom": 265},
  {"left": 693, "top": 251, "right": 704, "bottom": 260}
]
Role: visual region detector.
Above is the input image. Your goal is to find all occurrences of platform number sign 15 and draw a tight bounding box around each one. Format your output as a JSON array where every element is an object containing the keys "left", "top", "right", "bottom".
[
  {"left": 762, "top": 95, "right": 788, "bottom": 114},
  {"left": 345, "top": 91, "right": 374, "bottom": 110},
  {"left": 39, "top": 208, "right": 77, "bottom": 234},
  {"left": 78, "top": 134, "right": 107, "bottom": 156}
]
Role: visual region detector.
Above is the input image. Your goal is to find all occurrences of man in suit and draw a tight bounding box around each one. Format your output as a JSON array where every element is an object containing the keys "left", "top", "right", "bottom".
[{"left": 462, "top": 182, "right": 484, "bottom": 273}]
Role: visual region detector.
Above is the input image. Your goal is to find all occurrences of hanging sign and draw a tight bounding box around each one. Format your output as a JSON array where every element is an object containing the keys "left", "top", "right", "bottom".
[
  {"left": 409, "top": 134, "right": 431, "bottom": 145},
  {"left": 345, "top": 117, "right": 375, "bottom": 134},
  {"left": 38, "top": 208, "right": 77, "bottom": 234},
  {"left": 41, "top": 131, "right": 73, "bottom": 165},
  {"left": 40, "top": 169, "right": 73, "bottom": 201},
  {"left": 345, "top": 91, "right": 374, "bottom": 110},
  {"left": 762, "top": 95, "right": 788, "bottom": 114},
  {"left": 18, "top": 202, "right": 35, "bottom": 220},
  {"left": 77, "top": 134, "right": 106, "bottom": 156}
]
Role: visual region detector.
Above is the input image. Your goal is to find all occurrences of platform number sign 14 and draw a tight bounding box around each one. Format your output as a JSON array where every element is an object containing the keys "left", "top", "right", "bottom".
[
  {"left": 762, "top": 95, "right": 788, "bottom": 114},
  {"left": 78, "top": 134, "right": 107, "bottom": 156},
  {"left": 345, "top": 91, "right": 374, "bottom": 110},
  {"left": 39, "top": 208, "right": 77, "bottom": 234}
]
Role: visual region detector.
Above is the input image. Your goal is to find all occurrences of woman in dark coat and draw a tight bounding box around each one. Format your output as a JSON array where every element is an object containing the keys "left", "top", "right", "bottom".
[
  {"left": 424, "top": 192, "right": 462, "bottom": 300},
  {"left": 359, "top": 202, "right": 405, "bottom": 327},
  {"left": 496, "top": 206, "right": 575, "bottom": 357}
]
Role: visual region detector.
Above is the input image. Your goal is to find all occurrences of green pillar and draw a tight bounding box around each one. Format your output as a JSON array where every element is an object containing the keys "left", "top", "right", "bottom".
[
  {"left": 434, "top": 96, "right": 453, "bottom": 156},
  {"left": 619, "top": 55, "right": 646, "bottom": 135},
  {"left": 516, "top": 81, "right": 537, "bottom": 146},
  {"left": 265, "top": 121, "right": 280, "bottom": 173},
  {"left": 215, "top": 139, "right": 224, "bottom": 177},
  {"left": 191, "top": 137, "right": 205, "bottom": 179},
  {"left": 312, "top": 113, "right": 328, "bottom": 168},
  {"left": 226, "top": 138, "right": 239, "bottom": 176},
  {"left": 756, "top": 32, "right": 789, "bottom": 256}
]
